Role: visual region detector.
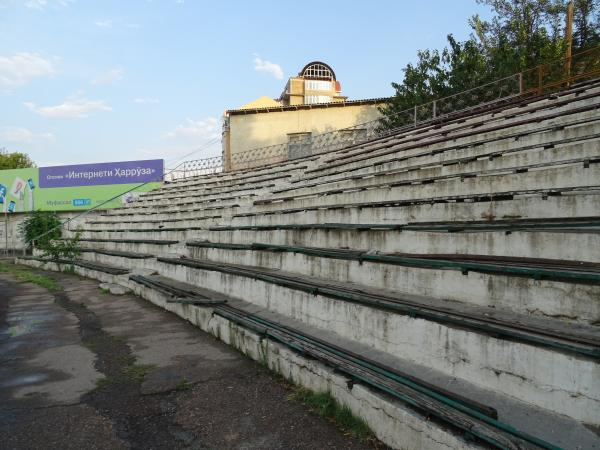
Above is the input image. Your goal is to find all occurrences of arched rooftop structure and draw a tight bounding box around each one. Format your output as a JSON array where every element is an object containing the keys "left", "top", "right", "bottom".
[{"left": 299, "top": 61, "right": 336, "bottom": 80}]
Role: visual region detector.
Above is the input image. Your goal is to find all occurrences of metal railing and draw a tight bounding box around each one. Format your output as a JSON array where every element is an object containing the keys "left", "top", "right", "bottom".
[
  {"left": 164, "top": 156, "right": 223, "bottom": 181},
  {"left": 166, "top": 45, "right": 600, "bottom": 180},
  {"left": 169, "top": 75, "right": 522, "bottom": 176}
]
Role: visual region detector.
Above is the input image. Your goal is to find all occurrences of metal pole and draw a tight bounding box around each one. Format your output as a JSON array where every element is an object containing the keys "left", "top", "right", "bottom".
[
  {"left": 413, "top": 105, "right": 417, "bottom": 126},
  {"left": 4, "top": 211, "right": 7, "bottom": 257},
  {"left": 518, "top": 72, "right": 524, "bottom": 95},
  {"left": 538, "top": 65, "right": 544, "bottom": 95},
  {"left": 565, "top": 1, "right": 574, "bottom": 84},
  {"left": 432, "top": 100, "right": 437, "bottom": 119}
]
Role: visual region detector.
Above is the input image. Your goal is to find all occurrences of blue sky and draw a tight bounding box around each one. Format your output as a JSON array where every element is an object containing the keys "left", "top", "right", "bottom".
[{"left": 0, "top": 0, "right": 492, "bottom": 168}]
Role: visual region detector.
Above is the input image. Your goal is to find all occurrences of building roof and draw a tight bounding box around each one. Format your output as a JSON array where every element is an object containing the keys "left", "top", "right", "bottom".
[
  {"left": 238, "top": 96, "right": 282, "bottom": 110},
  {"left": 299, "top": 61, "right": 336, "bottom": 80},
  {"left": 226, "top": 97, "right": 390, "bottom": 116}
]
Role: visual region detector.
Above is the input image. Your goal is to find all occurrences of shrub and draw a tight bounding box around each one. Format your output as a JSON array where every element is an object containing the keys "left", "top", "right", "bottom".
[
  {"left": 19, "top": 210, "right": 62, "bottom": 249},
  {"left": 20, "top": 210, "right": 81, "bottom": 261}
]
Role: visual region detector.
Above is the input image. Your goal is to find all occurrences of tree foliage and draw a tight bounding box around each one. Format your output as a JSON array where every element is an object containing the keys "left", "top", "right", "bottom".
[
  {"left": 0, "top": 148, "right": 36, "bottom": 170},
  {"left": 380, "top": 0, "right": 600, "bottom": 128},
  {"left": 19, "top": 210, "right": 62, "bottom": 249},
  {"left": 40, "top": 230, "right": 82, "bottom": 261},
  {"left": 19, "top": 210, "right": 81, "bottom": 260}
]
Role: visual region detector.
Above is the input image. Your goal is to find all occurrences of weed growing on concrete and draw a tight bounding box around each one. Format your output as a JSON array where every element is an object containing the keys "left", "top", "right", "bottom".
[
  {"left": 175, "top": 378, "right": 192, "bottom": 391},
  {"left": 94, "top": 377, "right": 115, "bottom": 390},
  {"left": 291, "top": 387, "right": 375, "bottom": 442},
  {"left": 0, "top": 261, "right": 60, "bottom": 291},
  {"left": 122, "top": 363, "right": 155, "bottom": 382},
  {"left": 100, "top": 287, "right": 110, "bottom": 294}
]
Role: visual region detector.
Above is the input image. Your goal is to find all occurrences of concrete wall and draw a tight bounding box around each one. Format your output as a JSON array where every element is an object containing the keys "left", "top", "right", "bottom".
[{"left": 224, "top": 102, "right": 384, "bottom": 170}]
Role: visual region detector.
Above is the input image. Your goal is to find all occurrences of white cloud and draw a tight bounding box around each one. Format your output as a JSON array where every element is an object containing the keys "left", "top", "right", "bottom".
[
  {"left": 163, "top": 117, "right": 220, "bottom": 141},
  {"left": 253, "top": 55, "right": 283, "bottom": 80},
  {"left": 0, "top": 52, "right": 55, "bottom": 89},
  {"left": 0, "top": 126, "right": 54, "bottom": 144},
  {"left": 24, "top": 0, "right": 74, "bottom": 10},
  {"left": 94, "top": 19, "right": 112, "bottom": 28},
  {"left": 91, "top": 68, "right": 123, "bottom": 85},
  {"left": 24, "top": 92, "right": 112, "bottom": 119},
  {"left": 133, "top": 97, "right": 159, "bottom": 104}
]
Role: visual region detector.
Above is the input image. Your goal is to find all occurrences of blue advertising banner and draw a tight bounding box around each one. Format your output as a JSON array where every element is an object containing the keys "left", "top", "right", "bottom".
[{"left": 39, "top": 159, "right": 164, "bottom": 188}]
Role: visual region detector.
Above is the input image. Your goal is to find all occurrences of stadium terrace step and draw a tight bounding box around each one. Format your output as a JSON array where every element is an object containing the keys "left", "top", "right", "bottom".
[
  {"left": 81, "top": 216, "right": 600, "bottom": 235},
  {"left": 19, "top": 256, "right": 130, "bottom": 275},
  {"left": 76, "top": 237, "right": 178, "bottom": 245},
  {"left": 230, "top": 188, "right": 600, "bottom": 222},
  {"left": 160, "top": 159, "right": 315, "bottom": 192},
  {"left": 209, "top": 216, "right": 600, "bottom": 232},
  {"left": 319, "top": 82, "right": 600, "bottom": 166},
  {"left": 144, "top": 172, "right": 293, "bottom": 197},
  {"left": 136, "top": 186, "right": 263, "bottom": 206},
  {"left": 267, "top": 154, "right": 600, "bottom": 203},
  {"left": 79, "top": 248, "right": 154, "bottom": 259},
  {"left": 13, "top": 254, "right": 599, "bottom": 449},
  {"left": 312, "top": 90, "right": 600, "bottom": 175},
  {"left": 253, "top": 164, "right": 600, "bottom": 211},
  {"left": 307, "top": 117, "right": 600, "bottom": 184},
  {"left": 105, "top": 203, "right": 238, "bottom": 218},
  {"left": 126, "top": 273, "right": 598, "bottom": 450},
  {"left": 75, "top": 188, "right": 600, "bottom": 232},
  {"left": 153, "top": 256, "right": 599, "bottom": 422},
  {"left": 186, "top": 241, "right": 600, "bottom": 284},
  {"left": 73, "top": 238, "right": 182, "bottom": 256},
  {"left": 283, "top": 128, "right": 600, "bottom": 192},
  {"left": 181, "top": 242, "right": 600, "bottom": 324},
  {"left": 339, "top": 80, "right": 600, "bottom": 152},
  {"left": 72, "top": 219, "right": 600, "bottom": 272}
]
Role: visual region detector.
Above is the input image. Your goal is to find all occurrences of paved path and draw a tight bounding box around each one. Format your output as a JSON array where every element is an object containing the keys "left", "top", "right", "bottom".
[{"left": 0, "top": 268, "right": 379, "bottom": 450}]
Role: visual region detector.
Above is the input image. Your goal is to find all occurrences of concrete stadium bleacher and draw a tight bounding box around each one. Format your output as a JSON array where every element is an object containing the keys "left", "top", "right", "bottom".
[{"left": 19, "top": 79, "right": 600, "bottom": 449}]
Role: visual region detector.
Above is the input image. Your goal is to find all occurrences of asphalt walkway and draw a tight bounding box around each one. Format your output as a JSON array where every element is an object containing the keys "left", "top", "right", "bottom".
[{"left": 0, "top": 266, "right": 379, "bottom": 450}]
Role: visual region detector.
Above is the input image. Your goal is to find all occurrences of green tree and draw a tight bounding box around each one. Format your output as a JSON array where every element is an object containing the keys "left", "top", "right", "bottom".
[
  {"left": 19, "top": 210, "right": 81, "bottom": 260},
  {"left": 380, "top": 0, "right": 600, "bottom": 129},
  {"left": 573, "top": 0, "right": 600, "bottom": 49},
  {"left": 19, "top": 210, "right": 62, "bottom": 250},
  {"left": 0, "top": 148, "right": 36, "bottom": 170}
]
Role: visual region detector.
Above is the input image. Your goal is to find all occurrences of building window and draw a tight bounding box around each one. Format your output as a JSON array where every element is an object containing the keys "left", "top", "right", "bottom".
[
  {"left": 305, "top": 95, "right": 332, "bottom": 104},
  {"left": 287, "top": 132, "right": 312, "bottom": 159},
  {"left": 302, "top": 63, "right": 334, "bottom": 79},
  {"left": 305, "top": 80, "right": 332, "bottom": 91}
]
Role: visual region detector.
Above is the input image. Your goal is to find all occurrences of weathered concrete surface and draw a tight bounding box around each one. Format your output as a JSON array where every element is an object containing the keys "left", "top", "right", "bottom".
[
  {"left": 98, "top": 282, "right": 130, "bottom": 295},
  {"left": 0, "top": 270, "right": 381, "bottom": 450}
]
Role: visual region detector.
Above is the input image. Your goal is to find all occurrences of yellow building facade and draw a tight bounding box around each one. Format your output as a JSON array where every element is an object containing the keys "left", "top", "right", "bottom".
[{"left": 222, "top": 61, "right": 387, "bottom": 171}]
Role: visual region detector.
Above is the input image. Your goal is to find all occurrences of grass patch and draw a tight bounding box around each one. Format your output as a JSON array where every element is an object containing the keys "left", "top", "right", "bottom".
[
  {"left": 175, "top": 378, "right": 193, "bottom": 391},
  {"left": 0, "top": 261, "right": 60, "bottom": 291},
  {"left": 122, "top": 363, "right": 155, "bottom": 382},
  {"left": 291, "top": 387, "right": 375, "bottom": 442},
  {"left": 94, "top": 376, "right": 116, "bottom": 390},
  {"left": 100, "top": 287, "right": 110, "bottom": 294}
]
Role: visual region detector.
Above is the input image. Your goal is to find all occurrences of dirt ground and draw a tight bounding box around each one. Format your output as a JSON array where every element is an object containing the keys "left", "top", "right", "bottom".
[{"left": 0, "top": 266, "right": 383, "bottom": 450}]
